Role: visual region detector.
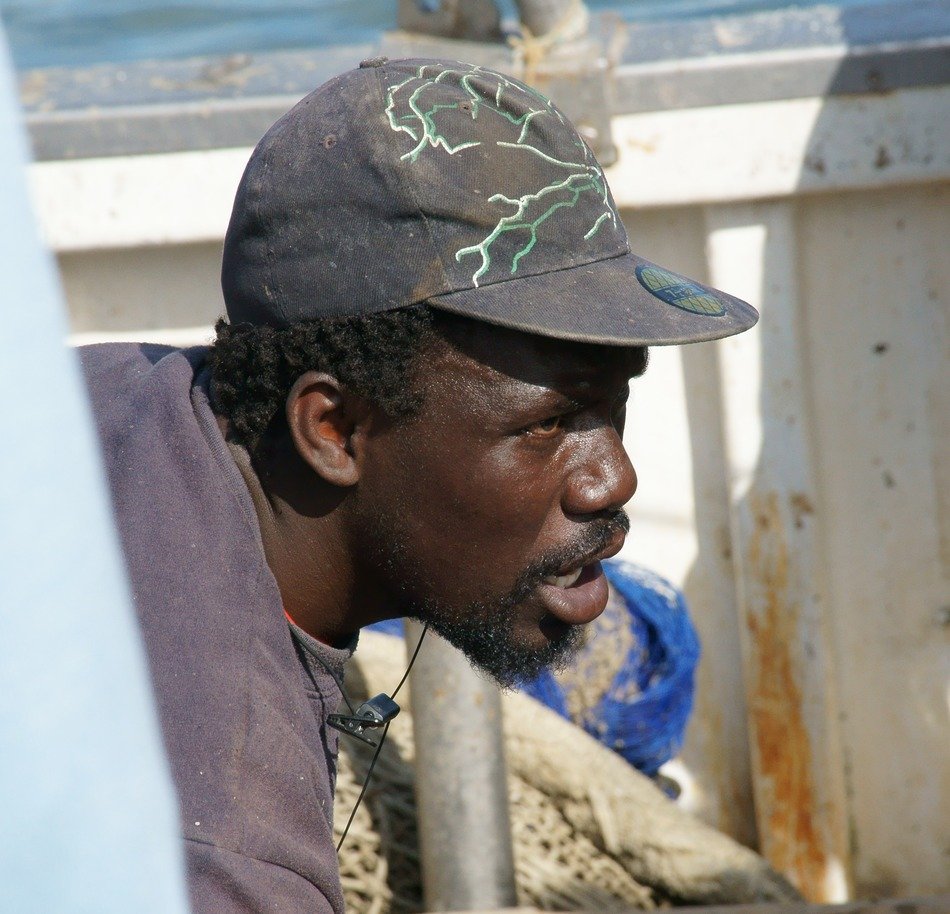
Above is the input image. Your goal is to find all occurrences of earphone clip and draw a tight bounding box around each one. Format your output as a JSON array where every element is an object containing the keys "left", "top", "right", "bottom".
[{"left": 328, "top": 693, "right": 400, "bottom": 747}]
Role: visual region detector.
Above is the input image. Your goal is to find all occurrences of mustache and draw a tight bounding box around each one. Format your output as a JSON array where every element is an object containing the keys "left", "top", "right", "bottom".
[{"left": 507, "top": 510, "right": 630, "bottom": 606}]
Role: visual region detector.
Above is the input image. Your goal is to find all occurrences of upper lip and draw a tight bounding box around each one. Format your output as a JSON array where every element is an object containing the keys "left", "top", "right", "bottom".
[{"left": 551, "top": 527, "right": 626, "bottom": 577}]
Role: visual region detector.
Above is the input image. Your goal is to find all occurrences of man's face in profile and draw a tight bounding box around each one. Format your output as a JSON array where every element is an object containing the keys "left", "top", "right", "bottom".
[{"left": 352, "top": 318, "right": 647, "bottom": 686}]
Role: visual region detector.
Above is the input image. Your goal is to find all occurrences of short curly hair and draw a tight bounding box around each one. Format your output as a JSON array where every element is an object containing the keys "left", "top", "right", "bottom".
[{"left": 208, "top": 304, "right": 438, "bottom": 457}]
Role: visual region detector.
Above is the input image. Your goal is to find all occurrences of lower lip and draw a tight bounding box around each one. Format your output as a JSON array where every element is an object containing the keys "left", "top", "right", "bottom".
[{"left": 537, "top": 560, "right": 609, "bottom": 626}]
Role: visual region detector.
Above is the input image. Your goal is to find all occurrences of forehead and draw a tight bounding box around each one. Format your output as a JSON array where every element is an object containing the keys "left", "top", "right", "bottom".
[{"left": 422, "top": 316, "right": 648, "bottom": 403}]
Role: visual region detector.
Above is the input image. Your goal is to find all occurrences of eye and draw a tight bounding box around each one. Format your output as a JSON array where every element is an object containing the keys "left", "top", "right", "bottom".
[{"left": 524, "top": 413, "right": 566, "bottom": 437}]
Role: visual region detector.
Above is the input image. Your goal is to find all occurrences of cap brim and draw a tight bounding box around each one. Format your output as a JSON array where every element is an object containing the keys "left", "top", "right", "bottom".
[{"left": 426, "top": 251, "right": 758, "bottom": 346}]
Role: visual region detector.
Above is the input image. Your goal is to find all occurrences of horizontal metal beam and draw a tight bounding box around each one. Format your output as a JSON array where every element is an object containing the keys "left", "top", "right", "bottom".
[
  {"left": 29, "top": 82, "right": 949, "bottom": 254},
  {"left": 21, "top": 44, "right": 372, "bottom": 161},
  {"left": 18, "top": 0, "right": 949, "bottom": 163},
  {"left": 612, "top": 39, "right": 950, "bottom": 115}
]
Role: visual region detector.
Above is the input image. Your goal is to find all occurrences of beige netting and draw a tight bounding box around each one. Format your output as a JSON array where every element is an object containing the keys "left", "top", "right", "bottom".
[
  {"left": 549, "top": 581, "right": 638, "bottom": 737},
  {"left": 334, "top": 631, "right": 801, "bottom": 913}
]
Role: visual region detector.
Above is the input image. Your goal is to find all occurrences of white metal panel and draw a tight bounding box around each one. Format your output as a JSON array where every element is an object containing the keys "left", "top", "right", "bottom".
[
  {"left": 29, "top": 146, "right": 250, "bottom": 251},
  {"left": 797, "top": 185, "right": 950, "bottom": 897},
  {"left": 706, "top": 202, "right": 851, "bottom": 902},
  {"left": 27, "top": 86, "right": 950, "bottom": 253},
  {"left": 59, "top": 242, "right": 223, "bottom": 336},
  {"left": 678, "top": 336, "right": 759, "bottom": 850},
  {"left": 605, "top": 86, "right": 949, "bottom": 208},
  {"left": 618, "top": 206, "right": 758, "bottom": 848}
]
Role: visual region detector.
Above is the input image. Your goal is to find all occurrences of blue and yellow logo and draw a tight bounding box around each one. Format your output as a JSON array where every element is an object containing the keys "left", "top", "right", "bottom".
[{"left": 636, "top": 265, "right": 726, "bottom": 317}]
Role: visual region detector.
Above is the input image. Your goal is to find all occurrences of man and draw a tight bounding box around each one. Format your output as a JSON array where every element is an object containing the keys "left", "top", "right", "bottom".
[{"left": 82, "top": 58, "right": 756, "bottom": 912}]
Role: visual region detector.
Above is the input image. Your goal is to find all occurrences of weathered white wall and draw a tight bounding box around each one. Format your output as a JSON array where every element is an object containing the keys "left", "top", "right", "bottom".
[
  {"left": 796, "top": 186, "right": 949, "bottom": 897},
  {"left": 62, "top": 243, "right": 222, "bottom": 344},
  {"left": 621, "top": 183, "right": 949, "bottom": 902},
  {"left": 31, "top": 84, "right": 950, "bottom": 903}
]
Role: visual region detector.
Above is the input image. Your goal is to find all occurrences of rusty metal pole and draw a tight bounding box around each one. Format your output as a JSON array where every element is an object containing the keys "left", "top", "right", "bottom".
[{"left": 406, "top": 621, "right": 518, "bottom": 911}]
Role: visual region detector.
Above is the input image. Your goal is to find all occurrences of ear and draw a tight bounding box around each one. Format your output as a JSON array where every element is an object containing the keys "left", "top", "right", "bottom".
[{"left": 285, "top": 371, "right": 367, "bottom": 487}]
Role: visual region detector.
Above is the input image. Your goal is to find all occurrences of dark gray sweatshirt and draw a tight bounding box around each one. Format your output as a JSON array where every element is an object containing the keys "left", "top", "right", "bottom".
[{"left": 81, "top": 343, "right": 350, "bottom": 914}]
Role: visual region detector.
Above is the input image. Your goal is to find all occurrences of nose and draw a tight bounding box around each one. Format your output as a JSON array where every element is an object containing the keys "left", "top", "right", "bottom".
[{"left": 562, "top": 426, "right": 637, "bottom": 517}]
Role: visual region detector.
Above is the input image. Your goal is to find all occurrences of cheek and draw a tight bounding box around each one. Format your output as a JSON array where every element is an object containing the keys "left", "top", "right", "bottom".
[
  {"left": 378, "top": 439, "right": 564, "bottom": 597},
  {"left": 425, "top": 443, "right": 557, "bottom": 533}
]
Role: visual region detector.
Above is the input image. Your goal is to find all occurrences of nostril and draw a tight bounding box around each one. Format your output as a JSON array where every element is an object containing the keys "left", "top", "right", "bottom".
[{"left": 564, "top": 441, "right": 636, "bottom": 517}]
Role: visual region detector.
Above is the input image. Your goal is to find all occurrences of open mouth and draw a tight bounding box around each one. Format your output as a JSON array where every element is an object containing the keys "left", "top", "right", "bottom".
[
  {"left": 535, "top": 558, "right": 610, "bottom": 627},
  {"left": 540, "top": 528, "right": 627, "bottom": 591},
  {"left": 542, "top": 565, "right": 589, "bottom": 589}
]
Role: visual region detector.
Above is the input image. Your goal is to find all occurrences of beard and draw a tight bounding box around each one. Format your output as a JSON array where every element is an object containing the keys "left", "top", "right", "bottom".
[
  {"left": 401, "top": 510, "right": 630, "bottom": 688},
  {"left": 413, "top": 598, "right": 585, "bottom": 689}
]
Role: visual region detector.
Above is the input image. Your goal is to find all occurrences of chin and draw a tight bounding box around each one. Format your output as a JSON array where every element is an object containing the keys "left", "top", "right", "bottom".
[{"left": 421, "top": 611, "right": 585, "bottom": 689}]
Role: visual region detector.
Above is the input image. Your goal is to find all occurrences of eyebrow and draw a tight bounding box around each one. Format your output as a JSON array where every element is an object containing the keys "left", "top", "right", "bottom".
[
  {"left": 454, "top": 344, "right": 650, "bottom": 416},
  {"left": 563, "top": 345, "right": 649, "bottom": 382},
  {"left": 547, "top": 345, "right": 649, "bottom": 387},
  {"left": 508, "top": 370, "right": 634, "bottom": 411}
]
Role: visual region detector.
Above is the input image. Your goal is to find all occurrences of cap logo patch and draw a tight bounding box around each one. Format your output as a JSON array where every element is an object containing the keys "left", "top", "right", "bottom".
[
  {"left": 635, "top": 265, "right": 726, "bottom": 317},
  {"left": 384, "top": 64, "right": 619, "bottom": 288}
]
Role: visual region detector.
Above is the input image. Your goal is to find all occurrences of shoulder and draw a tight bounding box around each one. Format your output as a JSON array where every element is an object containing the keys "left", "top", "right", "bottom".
[{"left": 78, "top": 342, "right": 208, "bottom": 387}]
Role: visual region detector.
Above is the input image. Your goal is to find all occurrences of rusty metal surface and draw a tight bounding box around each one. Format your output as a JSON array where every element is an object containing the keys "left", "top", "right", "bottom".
[
  {"left": 745, "top": 490, "right": 828, "bottom": 896},
  {"left": 396, "top": 0, "right": 502, "bottom": 42},
  {"left": 707, "top": 203, "right": 852, "bottom": 902},
  {"left": 514, "top": 0, "right": 587, "bottom": 39}
]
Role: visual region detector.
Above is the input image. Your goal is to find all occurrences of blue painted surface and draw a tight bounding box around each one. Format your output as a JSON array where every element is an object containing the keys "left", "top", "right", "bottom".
[{"left": 0, "top": 0, "right": 909, "bottom": 70}]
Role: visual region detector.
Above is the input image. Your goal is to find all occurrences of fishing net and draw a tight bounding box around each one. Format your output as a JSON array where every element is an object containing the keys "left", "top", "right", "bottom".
[{"left": 334, "top": 631, "right": 801, "bottom": 914}]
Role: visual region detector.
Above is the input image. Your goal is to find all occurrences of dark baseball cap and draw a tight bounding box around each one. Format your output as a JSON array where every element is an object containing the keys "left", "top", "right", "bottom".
[{"left": 222, "top": 57, "right": 757, "bottom": 346}]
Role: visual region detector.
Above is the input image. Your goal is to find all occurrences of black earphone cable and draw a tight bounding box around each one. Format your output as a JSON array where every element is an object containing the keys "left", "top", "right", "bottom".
[
  {"left": 334, "top": 622, "right": 429, "bottom": 851},
  {"left": 390, "top": 622, "right": 428, "bottom": 700},
  {"left": 336, "top": 720, "right": 389, "bottom": 852}
]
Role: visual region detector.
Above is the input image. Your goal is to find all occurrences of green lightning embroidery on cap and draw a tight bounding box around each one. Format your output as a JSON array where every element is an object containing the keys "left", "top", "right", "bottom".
[
  {"left": 635, "top": 265, "right": 727, "bottom": 317},
  {"left": 384, "top": 64, "right": 619, "bottom": 287}
]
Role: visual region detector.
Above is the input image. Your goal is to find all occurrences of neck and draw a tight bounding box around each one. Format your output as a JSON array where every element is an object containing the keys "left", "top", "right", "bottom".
[{"left": 224, "top": 432, "right": 372, "bottom": 644}]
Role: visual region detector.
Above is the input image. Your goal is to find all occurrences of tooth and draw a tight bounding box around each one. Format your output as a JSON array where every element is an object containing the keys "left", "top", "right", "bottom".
[{"left": 544, "top": 567, "right": 583, "bottom": 588}]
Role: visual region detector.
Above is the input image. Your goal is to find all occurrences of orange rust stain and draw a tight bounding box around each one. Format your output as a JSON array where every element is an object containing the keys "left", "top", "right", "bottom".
[
  {"left": 789, "top": 492, "right": 815, "bottom": 530},
  {"left": 746, "top": 491, "right": 828, "bottom": 901}
]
